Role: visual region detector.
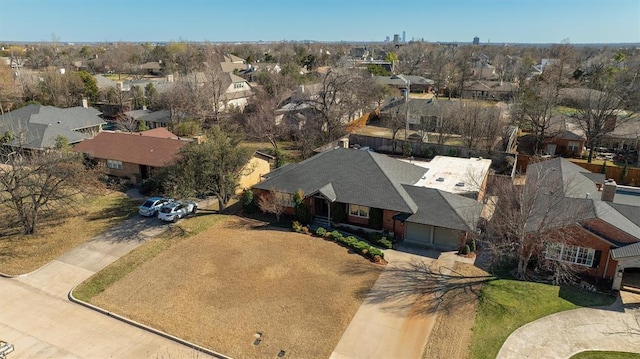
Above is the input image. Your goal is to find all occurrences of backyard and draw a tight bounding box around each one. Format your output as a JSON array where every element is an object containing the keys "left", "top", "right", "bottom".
[{"left": 77, "top": 215, "right": 383, "bottom": 359}]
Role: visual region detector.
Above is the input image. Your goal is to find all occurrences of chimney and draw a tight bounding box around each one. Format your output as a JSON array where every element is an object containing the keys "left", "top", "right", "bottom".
[
  {"left": 81, "top": 97, "right": 88, "bottom": 108},
  {"left": 601, "top": 179, "right": 617, "bottom": 202},
  {"left": 604, "top": 115, "right": 617, "bottom": 132},
  {"left": 166, "top": 74, "right": 174, "bottom": 83},
  {"left": 337, "top": 137, "right": 349, "bottom": 148}
]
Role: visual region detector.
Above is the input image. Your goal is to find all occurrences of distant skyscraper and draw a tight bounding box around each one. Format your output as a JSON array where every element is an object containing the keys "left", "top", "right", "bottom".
[
  {"left": 393, "top": 34, "right": 401, "bottom": 44},
  {"left": 473, "top": 36, "right": 480, "bottom": 45},
  {"left": 402, "top": 31, "right": 406, "bottom": 43},
  {"left": 385, "top": 35, "right": 390, "bottom": 42}
]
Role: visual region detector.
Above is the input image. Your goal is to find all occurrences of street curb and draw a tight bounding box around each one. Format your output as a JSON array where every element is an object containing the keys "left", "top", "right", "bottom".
[{"left": 68, "top": 285, "right": 232, "bottom": 359}]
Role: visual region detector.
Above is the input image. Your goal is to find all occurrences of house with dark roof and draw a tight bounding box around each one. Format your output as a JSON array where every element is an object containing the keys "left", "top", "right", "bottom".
[
  {"left": 462, "top": 80, "right": 518, "bottom": 101},
  {"left": 73, "top": 130, "right": 189, "bottom": 182},
  {"left": 253, "top": 148, "right": 485, "bottom": 250},
  {"left": 523, "top": 158, "right": 640, "bottom": 289},
  {"left": 0, "top": 104, "right": 105, "bottom": 150},
  {"left": 123, "top": 109, "right": 172, "bottom": 129},
  {"left": 374, "top": 75, "right": 436, "bottom": 94}
]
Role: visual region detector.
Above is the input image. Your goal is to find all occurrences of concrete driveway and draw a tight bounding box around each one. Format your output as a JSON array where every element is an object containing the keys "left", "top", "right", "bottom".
[
  {"left": 0, "top": 216, "right": 219, "bottom": 359},
  {"left": 330, "top": 246, "right": 476, "bottom": 359},
  {"left": 497, "top": 291, "right": 640, "bottom": 359}
]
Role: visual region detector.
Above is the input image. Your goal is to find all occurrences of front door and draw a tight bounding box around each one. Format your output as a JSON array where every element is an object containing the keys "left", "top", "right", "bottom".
[{"left": 314, "top": 197, "right": 328, "bottom": 217}]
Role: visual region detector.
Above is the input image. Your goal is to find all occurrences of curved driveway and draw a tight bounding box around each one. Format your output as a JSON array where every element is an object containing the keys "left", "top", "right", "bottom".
[
  {"left": 0, "top": 216, "right": 218, "bottom": 359},
  {"left": 497, "top": 292, "right": 640, "bottom": 359}
]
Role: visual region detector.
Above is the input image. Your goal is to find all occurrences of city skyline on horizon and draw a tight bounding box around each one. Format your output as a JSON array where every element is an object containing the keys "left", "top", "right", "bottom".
[{"left": 1, "top": 0, "right": 639, "bottom": 44}]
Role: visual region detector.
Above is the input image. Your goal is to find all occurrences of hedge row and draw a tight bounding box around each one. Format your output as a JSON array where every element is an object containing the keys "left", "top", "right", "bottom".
[
  {"left": 315, "top": 227, "right": 385, "bottom": 261},
  {"left": 334, "top": 225, "right": 393, "bottom": 249}
]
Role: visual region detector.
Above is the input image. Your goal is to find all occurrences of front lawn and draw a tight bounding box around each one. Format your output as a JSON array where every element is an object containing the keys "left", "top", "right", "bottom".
[
  {"left": 78, "top": 216, "right": 383, "bottom": 359},
  {"left": 469, "top": 278, "right": 616, "bottom": 359},
  {"left": 571, "top": 351, "right": 640, "bottom": 359},
  {"left": 0, "top": 192, "right": 141, "bottom": 275}
]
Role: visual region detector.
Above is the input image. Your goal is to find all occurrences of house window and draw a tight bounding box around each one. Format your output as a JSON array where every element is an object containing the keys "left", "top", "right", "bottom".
[
  {"left": 545, "top": 243, "right": 595, "bottom": 267},
  {"left": 349, "top": 204, "right": 369, "bottom": 218},
  {"left": 106, "top": 159, "right": 123, "bottom": 170},
  {"left": 567, "top": 141, "right": 580, "bottom": 152}
]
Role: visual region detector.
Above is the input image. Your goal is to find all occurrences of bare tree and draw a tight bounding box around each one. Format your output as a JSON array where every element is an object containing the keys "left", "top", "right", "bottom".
[
  {"left": 380, "top": 99, "right": 407, "bottom": 154},
  {"left": 258, "top": 190, "right": 290, "bottom": 222},
  {"left": 511, "top": 79, "right": 561, "bottom": 154},
  {"left": 455, "top": 100, "right": 502, "bottom": 151},
  {"left": 244, "top": 88, "right": 284, "bottom": 151},
  {"left": 0, "top": 147, "right": 102, "bottom": 235},
  {"left": 484, "top": 162, "right": 594, "bottom": 282}
]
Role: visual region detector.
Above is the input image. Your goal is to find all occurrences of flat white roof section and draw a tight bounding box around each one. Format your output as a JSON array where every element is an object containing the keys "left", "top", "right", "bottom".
[{"left": 401, "top": 156, "right": 492, "bottom": 196}]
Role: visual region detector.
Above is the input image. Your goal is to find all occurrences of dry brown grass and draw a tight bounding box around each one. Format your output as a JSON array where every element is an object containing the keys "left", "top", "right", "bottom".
[
  {"left": 0, "top": 192, "right": 142, "bottom": 275},
  {"left": 90, "top": 216, "right": 383, "bottom": 359},
  {"left": 423, "top": 262, "right": 489, "bottom": 359}
]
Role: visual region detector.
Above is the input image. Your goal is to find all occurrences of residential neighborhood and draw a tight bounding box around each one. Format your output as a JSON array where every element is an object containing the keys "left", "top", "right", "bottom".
[{"left": 1, "top": 2, "right": 640, "bottom": 359}]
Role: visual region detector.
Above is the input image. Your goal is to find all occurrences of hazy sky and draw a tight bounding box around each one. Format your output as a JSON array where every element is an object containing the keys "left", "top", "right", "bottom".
[{"left": 1, "top": 0, "right": 639, "bottom": 43}]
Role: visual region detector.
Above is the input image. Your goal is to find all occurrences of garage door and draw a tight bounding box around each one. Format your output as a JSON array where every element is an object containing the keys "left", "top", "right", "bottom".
[
  {"left": 404, "top": 223, "right": 432, "bottom": 245},
  {"left": 433, "top": 227, "right": 460, "bottom": 250}
]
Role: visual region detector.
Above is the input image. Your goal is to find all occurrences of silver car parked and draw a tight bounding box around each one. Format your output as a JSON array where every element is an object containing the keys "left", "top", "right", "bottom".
[
  {"left": 138, "top": 197, "right": 174, "bottom": 217},
  {"left": 157, "top": 200, "right": 198, "bottom": 222}
]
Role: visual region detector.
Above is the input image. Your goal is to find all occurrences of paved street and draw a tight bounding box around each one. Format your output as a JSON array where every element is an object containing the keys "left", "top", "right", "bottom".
[{"left": 0, "top": 216, "right": 218, "bottom": 359}]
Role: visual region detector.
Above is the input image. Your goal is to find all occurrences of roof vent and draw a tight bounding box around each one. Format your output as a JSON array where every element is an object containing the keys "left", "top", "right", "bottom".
[
  {"left": 436, "top": 177, "right": 445, "bottom": 182},
  {"left": 455, "top": 182, "right": 465, "bottom": 187}
]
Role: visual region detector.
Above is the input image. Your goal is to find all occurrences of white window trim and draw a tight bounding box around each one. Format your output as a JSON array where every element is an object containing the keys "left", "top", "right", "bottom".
[
  {"left": 106, "top": 159, "right": 123, "bottom": 170},
  {"left": 349, "top": 204, "right": 370, "bottom": 218},
  {"left": 567, "top": 141, "right": 580, "bottom": 151},
  {"left": 545, "top": 243, "right": 595, "bottom": 267}
]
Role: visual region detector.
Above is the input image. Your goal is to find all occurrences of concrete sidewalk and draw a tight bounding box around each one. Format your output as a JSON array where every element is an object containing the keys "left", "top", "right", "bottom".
[
  {"left": 330, "top": 247, "right": 474, "bottom": 359},
  {"left": 497, "top": 291, "right": 640, "bottom": 359},
  {"left": 0, "top": 216, "right": 220, "bottom": 359}
]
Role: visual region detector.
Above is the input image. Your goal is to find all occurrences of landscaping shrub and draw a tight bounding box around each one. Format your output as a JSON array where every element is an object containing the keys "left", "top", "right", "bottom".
[
  {"left": 331, "top": 230, "right": 343, "bottom": 240},
  {"left": 331, "top": 203, "right": 347, "bottom": 223},
  {"left": 368, "top": 208, "right": 383, "bottom": 230},
  {"left": 293, "top": 190, "right": 312, "bottom": 224},
  {"left": 353, "top": 240, "right": 370, "bottom": 252},
  {"left": 292, "top": 221, "right": 304, "bottom": 233},
  {"left": 368, "top": 247, "right": 384, "bottom": 259},
  {"left": 241, "top": 189, "right": 257, "bottom": 214},
  {"left": 461, "top": 244, "right": 471, "bottom": 255},
  {"left": 368, "top": 232, "right": 393, "bottom": 249},
  {"left": 402, "top": 142, "right": 413, "bottom": 156},
  {"left": 315, "top": 227, "right": 327, "bottom": 237},
  {"left": 345, "top": 236, "right": 359, "bottom": 246}
]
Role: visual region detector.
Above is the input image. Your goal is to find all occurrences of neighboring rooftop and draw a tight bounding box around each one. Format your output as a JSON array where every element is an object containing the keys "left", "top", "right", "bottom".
[{"left": 401, "top": 156, "right": 492, "bottom": 196}]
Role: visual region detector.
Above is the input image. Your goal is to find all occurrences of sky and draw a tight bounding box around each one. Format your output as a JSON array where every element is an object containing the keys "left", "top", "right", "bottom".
[{"left": 1, "top": 0, "right": 639, "bottom": 44}]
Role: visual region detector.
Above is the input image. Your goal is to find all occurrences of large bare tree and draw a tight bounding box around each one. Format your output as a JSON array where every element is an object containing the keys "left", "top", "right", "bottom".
[
  {"left": 484, "top": 162, "right": 594, "bottom": 282},
  {"left": 0, "top": 147, "right": 101, "bottom": 235}
]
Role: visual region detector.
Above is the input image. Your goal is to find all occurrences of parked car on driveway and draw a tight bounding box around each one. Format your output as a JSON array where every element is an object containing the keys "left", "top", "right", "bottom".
[
  {"left": 139, "top": 197, "right": 174, "bottom": 217},
  {"left": 157, "top": 200, "right": 197, "bottom": 222}
]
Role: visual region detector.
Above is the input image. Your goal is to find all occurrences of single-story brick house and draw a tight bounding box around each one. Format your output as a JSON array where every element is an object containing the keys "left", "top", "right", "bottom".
[
  {"left": 523, "top": 158, "right": 640, "bottom": 289},
  {"left": 73, "top": 129, "right": 189, "bottom": 183},
  {"left": 253, "top": 147, "right": 487, "bottom": 250}
]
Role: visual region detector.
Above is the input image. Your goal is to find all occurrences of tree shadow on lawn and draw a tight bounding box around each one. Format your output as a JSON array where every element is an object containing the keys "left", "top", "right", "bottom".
[
  {"left": 87, "top": 195, "right": 143, "bottom": 223},
  {"left": 342, "top": 259, "right": 498, "bottom": 316},
  {"left": 558, "top": 285, "right": 618, "bottom": 311}
]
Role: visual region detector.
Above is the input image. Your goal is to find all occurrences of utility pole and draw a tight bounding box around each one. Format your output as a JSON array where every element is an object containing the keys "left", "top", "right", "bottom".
[{"left": 398, "top": 75, "right": 411, "bottom": 141}]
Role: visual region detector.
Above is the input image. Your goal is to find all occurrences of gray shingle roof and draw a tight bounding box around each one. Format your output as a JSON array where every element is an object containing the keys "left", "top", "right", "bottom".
[
  {"left": 254, "top": 148, "right": 425, "bottom": 213},
  {"left": 402, "top": 185, "right": 483, "bottom": 230},
  {"left": 0, "top": 104, "right": 104, "bottom": 150},
  {"left": 525, "top": 158, "right": 640, "bottom": 241}
]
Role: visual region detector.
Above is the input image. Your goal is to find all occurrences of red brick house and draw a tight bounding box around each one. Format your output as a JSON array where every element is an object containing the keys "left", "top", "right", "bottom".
[
  {"left": 253, "top": 148, "right": 487, "bottom": 250},
  {"left": 525, "top": 158, "right": 640, "bottom": 289},
  {"left": 73, "top": 129, "right": 189, "bottom": 183}
]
